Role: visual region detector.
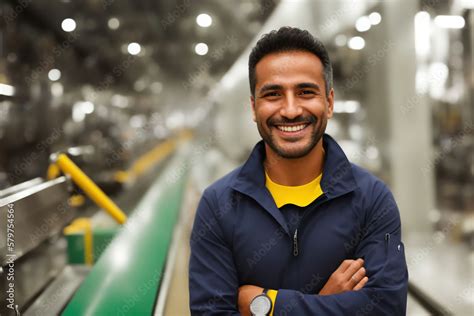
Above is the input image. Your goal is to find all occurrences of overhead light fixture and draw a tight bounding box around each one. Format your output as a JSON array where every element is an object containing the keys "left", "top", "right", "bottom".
[
  {"left": 111, "top": 94, "right": 129, "bottom": 108},
  {"left": 81, "top": 101, "right": 94, "bottom": 114},
  {"left": 415, "top": 11, "right": 431, "bottom": 58},
  {"left": 434, "top": 15, "right": 465, "bottom": 29},
  {"left": 134, "top": 79, "right": 147, "bottom": 92},
  {"left": 48, "top": 69, "right": 61, "bottom": 81},
  {"left": 369, "top": 12, "right": 381, "bottom": 25},
  {"left": 72, "top": 101, "right": 95, "bottom": 122},
  {"left": 461, "top": 0, "right": 474, "bottom": 9},
  {"left": 428, "top": 62, "right": 449, "bottom": 99},
  {"left": 0, "top": 83, "right": 15, "bottom": 97},
  {"left": 127, "top": 42, "right": 141, "bottom": 55},
  {"left": 344, "top": 100, "right": 360, "bottom": 113},
  {"left": 150, "top": 82, "right": 163, "bottom": 94},
  {"left": 366, "top": 146, "right": 379, "bottom": 160},
  {"left": 196, "top": 13, "right": 212, "bottom": 27},
  {"left": 108, "top": 17, "right": 120, "bottom": 30},
  {"left": 355, "top": 16, "right": 371, "bottom": 32},
  {"left": 195, "top": 43, "right": 208, "bottom": 56},
  {"left": 51, "top": 82, "right": 63, "bottom": 97},
  {"left": 334, "top": 100, "right": 360, "bottom": 113},
  {"left": 348, "top": 36, "right": 365, "bottom": 50},
  {"left": 61, "top": 18, "right": 76, "bottom": 32}
]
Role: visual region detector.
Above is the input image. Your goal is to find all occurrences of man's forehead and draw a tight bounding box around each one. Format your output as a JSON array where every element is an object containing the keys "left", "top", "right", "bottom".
[
  {"left": 257, "top": 50, "right": 323, "bottom": 70},
  {"left": 255, "top": 51, "right": 324, "bottom": 87}
]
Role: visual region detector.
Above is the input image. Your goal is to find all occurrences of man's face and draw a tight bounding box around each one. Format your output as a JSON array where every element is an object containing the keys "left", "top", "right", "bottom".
[{"left": 251, "top": 50, "right": 334, "bottom": 159}]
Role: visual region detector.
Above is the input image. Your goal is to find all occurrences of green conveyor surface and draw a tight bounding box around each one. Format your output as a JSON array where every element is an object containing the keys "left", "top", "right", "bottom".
[{"left": 62, "top": 151, "right": 188, "bottom": 315}]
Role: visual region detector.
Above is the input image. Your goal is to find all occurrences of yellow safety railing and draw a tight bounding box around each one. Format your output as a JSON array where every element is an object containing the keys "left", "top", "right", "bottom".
[
  {"left": 64, "top": 218, "right": 94, "bottom": 265},
  {"left": 49, "top": 130, "right": 193, "bottom": 225},
  {"left": 53, "top": 130, "right": 193, "bottom": 266},
  {"left": 53, "top": 153, "right": 127, "bottom": 224},
  {"left": 114, "top": 129, "right": 193, "bottom": 183}
]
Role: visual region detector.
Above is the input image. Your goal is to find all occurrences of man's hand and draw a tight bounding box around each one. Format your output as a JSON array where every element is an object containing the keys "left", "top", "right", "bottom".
[
  {"left": 319, "top": 258, "right": 368, "bottom": 296},
  {"left": 238, "top": 259, "right": 367, "bottom": 314},
  {"left": 238, "top": 285, "right": 264, "bottom": 316}
]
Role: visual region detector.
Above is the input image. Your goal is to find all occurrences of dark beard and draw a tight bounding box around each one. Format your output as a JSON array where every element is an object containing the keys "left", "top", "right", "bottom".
[{"left": 256, "top": 115, "right": 326, "bottom": 159}]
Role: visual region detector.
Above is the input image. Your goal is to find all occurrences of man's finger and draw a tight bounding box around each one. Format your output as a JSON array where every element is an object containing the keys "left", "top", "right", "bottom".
[
  {"left": 350, "top": 267, "right": 366, "bottom": 284},
  {"left": 353, "top": 276, "right": 369, "bottom": 291},
  {"left": 343, "top": 258, "right": 364, "bottom": 278},
  {"left": 337, "top": 259, "right": 354, "bottom": 273}
]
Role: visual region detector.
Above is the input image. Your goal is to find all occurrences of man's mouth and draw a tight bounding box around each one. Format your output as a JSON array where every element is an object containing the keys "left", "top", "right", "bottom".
[{"left": 274, "top": 123, "right": 310, "bottom": 133}]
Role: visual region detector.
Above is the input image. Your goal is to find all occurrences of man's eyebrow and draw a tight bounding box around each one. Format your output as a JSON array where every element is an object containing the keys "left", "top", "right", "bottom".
[
  {"left": 296, "top": 82, "right": 321, "bottom": 91},
  {"left": 258, "top": 84, "right": 283, "bottom": 94}
]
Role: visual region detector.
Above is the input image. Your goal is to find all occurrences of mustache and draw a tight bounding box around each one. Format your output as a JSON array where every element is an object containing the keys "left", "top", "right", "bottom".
[{"left": 267, "top": 115, "right": 317, "bottom": 126}]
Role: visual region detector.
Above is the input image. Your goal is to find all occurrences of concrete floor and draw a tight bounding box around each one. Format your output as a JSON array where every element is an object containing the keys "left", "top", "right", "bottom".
[
  {"left": 406, "top": 233, "right": 474, "bottom": 315},
  {"left": 161, "top": 179, "right": 199, "bottom": 316}
]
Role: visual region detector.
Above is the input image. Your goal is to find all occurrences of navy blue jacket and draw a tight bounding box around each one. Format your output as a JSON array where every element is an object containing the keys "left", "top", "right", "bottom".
[{"left": 189, "top": 134, "right": 408, "bottom": 315}]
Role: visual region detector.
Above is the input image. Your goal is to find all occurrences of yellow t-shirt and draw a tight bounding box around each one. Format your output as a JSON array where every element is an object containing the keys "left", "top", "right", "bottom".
[
  {"left": 263, "top": 171, "right": 324, "bottom": 314},
  {"left": 265, "top": 171, "right": 324, "bottom": 208}
]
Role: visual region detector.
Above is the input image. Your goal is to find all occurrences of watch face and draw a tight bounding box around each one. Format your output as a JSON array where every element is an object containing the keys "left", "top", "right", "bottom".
[{"left": 250, "top": 295, "right": 272, "bottom": 315}]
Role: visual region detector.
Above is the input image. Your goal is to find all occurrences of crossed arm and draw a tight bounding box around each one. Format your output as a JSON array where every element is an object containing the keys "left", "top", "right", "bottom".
[
  {"left": 189, "top": 191, "right": 408, "bottom": 315},
  {"left": 238, "top": 258, "right": 368, "bottom": 316}
]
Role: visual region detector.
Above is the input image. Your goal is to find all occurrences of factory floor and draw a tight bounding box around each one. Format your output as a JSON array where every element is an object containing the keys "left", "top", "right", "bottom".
[
  {"left": 405, "top": 234, "right": 474, "bottom": 315},
  {"left": 162, "top": 179, "right": 200, "bottom": 316}
]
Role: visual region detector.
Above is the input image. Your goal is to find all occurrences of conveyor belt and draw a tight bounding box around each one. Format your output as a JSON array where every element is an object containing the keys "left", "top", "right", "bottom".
[{"left": 61, "top": 148, "right": 189, "bottom": 315}]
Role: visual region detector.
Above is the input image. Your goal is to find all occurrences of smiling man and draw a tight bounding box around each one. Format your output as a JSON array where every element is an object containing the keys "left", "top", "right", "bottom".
[{"left": 189, "top": 27, "right": 408, "bottom": 315}]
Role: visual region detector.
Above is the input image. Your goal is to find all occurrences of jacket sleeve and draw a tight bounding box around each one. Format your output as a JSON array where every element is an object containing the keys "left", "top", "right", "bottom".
[
  {"left": 189, "top": 190, "right": 240, "bottom": 315},
  {"left": 272, "top": 185, "right": 409, "bottom": 316}
]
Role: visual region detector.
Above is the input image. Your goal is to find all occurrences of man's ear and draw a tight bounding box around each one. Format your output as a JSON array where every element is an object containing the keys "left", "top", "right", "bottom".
[
  {"left": 250, "top": 95, "right": 256, "bottom": 122},
  {"left": 326, "top": 88, "right": 334, "bottom": 119}
]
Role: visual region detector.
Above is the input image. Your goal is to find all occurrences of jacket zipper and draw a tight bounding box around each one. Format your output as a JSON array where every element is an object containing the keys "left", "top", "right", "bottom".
[
  {"left": 385, "top": 233, "right": 391, "bottom": 255},
  {"left": 293, "top": 229, "right": 299, "bottom": 256},
  {"left": 292, "top": 194, "right": 328, "bottom": 257}
]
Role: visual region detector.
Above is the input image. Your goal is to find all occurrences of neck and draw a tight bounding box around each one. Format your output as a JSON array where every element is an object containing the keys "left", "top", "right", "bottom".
[{"left": 264, "top": 139, "right": 325, "bottom": 186}]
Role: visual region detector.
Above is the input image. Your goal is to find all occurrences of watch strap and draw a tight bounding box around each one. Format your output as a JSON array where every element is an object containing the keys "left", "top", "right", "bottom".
[{"left": 267, "top": 289, "right": 278, "bottom": 316}]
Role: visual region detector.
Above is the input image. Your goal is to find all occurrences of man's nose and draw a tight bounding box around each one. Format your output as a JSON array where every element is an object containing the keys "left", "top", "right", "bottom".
[{"left": 279, "top": 94, "right": 303, "bottom": 119}]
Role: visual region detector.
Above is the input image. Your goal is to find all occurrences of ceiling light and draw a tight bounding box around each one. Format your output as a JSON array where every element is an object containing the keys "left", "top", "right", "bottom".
[
  {"left": 48, "top": 69, "right": 61, "bottom": 81},
  {"left": 61, "top": 18, "right": 76, "bottom": 32},
  {"left": 195, "top": 43, "right": 208, "bottom": 56},
  {"left": 334, "top": 100, "right": 360, "bottom": 113},
  {"left": 355, "top": 16, "right": 371, "bottom": 32},
  {"left": 348, "top": 36, "right": 365, "bottom": 50},
  {"left": 108, "top": 17, "right": 120, "bottom": 30},
  {"left": 111, "top": 94, "right": 129, "bottom": 108},
  {"left": 51, "top": 82, "right": 63, "bottom": 97},
  {"left": 72, "top": 101, "right": 94, "bottom": 122},
  {"left": 415, "top": 11, "right": 431, "bottom": 58},
  {"left": 0, "top": 83, "right": 15, "bottom": 97},
  {"left": 150, "top": 82, "right": 163, "bottom": 94},
  {"left": 461, "top": 0, "right": 474, "bottom": 9},
  {"left": 434, "top": 15, "right": 465, "bottom": 29},
  {"left": 369, "top": 12, "right": 381, "bottom": 25},
  {"left": 127, "top": 42, "right": 141, "bottom": 55},
  {"left": 196, "top": 13, "right": 212, "bottom": 27}
]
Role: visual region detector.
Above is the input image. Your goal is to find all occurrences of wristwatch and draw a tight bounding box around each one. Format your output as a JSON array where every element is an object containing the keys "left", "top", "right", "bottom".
[{"left": 249, "top": 289, "right": 272, "bottom": 316}]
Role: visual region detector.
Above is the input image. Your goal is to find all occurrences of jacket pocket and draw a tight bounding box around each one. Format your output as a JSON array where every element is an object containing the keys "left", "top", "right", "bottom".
[{"left": 382, "top": 234, "right": 408, "bottom": 285}]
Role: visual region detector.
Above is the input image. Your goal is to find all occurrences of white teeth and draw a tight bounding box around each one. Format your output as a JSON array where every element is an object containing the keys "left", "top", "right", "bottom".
[{"left": 276, "top": 124, "right": 307, "bottom": 132}]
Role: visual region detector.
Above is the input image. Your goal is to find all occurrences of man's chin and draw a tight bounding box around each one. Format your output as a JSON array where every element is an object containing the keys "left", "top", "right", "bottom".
[{"left": 270, "top": 141, "right": 316, "bottom": 159}]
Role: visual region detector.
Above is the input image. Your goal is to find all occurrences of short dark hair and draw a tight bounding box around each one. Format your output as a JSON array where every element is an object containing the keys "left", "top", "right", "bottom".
[{"left": 248, "top": 26, "right": 333, "bottom": 97}]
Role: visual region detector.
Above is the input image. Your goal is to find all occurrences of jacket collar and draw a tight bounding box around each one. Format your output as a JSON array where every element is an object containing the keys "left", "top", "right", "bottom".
[
  {"left": 319, "top": 134, "right": 358, "bottom": 199},
  {"left": 231, "top": 134, "right": 358, "bottom": 232}
]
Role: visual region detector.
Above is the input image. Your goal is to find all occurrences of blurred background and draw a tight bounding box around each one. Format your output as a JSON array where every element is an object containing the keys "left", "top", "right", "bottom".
[{"left": 0, "top": 0, "right": 472, "bottom": 315}]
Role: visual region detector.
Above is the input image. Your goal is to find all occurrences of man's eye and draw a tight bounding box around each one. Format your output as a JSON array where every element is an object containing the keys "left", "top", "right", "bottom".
[
  {"left": 300, "top": 90, "right": 315, "bottom": 95},
  {"left": 263, "top": 92, "right": 279, "bottom": 97}
]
